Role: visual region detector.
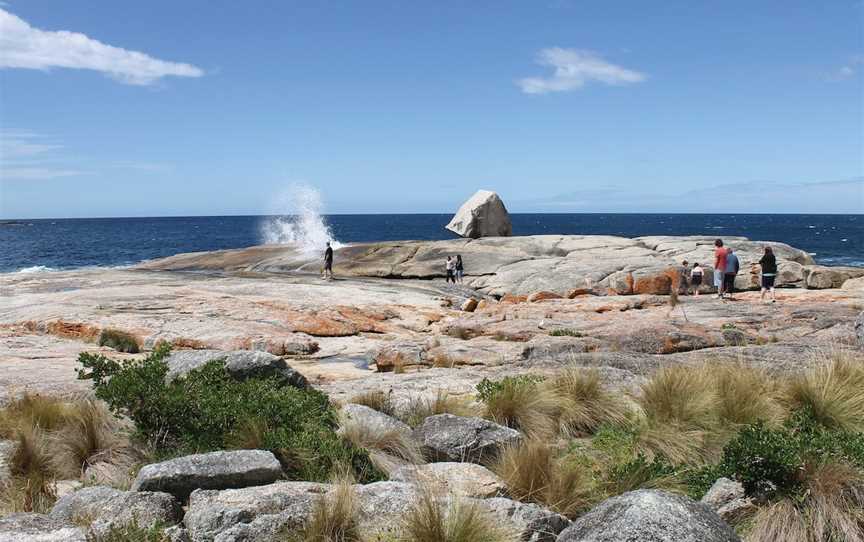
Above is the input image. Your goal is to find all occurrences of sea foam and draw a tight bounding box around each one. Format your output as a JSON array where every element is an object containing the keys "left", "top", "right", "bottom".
[{"left": 260, "top": 183, "right": 341, "bottom": 254}]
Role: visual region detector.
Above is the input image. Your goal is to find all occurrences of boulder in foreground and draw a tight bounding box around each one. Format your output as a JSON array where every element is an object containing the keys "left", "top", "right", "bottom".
[
  {"left": 446, "top": 189, "right": 513, "bottom": 238},
  {"left": 412, "top": 413, "right": 522, "bottom": 463},
  {"left": 50, "top": 486, "right": 181, "bottom": 538},
  {"left": 390, "top": 462, "right": 507, "bottom": 498},
  {"left": 165, "top": 349, "right": 308, "bottom": 389},
  {"left": 0, "top": 513, "right": 87, "bottom": 541},
  {"left": 557, "top": 489, "right": 740, "bottom": 542},
  {"left": 131, "top": 449, "right": 283, "bottom": 500}
]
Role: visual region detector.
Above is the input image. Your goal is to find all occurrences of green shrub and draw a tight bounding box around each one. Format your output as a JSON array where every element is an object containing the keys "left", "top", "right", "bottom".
[
  {"left": 476, "top": 375, "right": 545, "bottom": 404},
  {"left": 98, "top": 329, "right": 140, "bottom": 353},
  {"left": 76, "top": 346, "right": 382, "bottom": 483},
  {"left": 549, "top": 329, "right": 583, "bottom": 337},
  {"left": 716, "top": 422, "right": 803, "bottom": 498}
]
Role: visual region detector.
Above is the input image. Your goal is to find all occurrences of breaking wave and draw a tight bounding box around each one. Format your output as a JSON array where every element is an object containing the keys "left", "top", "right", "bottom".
[{"left": 260, "top": 183, "right": 341, "bottom": 254}]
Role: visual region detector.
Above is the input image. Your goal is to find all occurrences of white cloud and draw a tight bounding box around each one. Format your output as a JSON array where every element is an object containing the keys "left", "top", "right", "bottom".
[
  {"left": 517, "top": 47, "right": 645, "bottom": 94},
  {"left": 827, "top": 55, "right": 864, "bottom": 81},
  {"left": 0, "top": 167, "right": 85, "bottom": 180},
  {"left": 0, "top": 8, "right": 204, "bottom": 85}
]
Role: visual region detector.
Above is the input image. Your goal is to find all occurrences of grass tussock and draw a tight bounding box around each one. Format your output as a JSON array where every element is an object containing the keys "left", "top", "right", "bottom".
[
  {"left": 493, "top": 439, "right": 595, "bottom": 519},
  {"left": 547, "top": 368, "right": 629, "bottom": 437},
  {"left": 286, "top": 479, "right": 362, "bottom": 542},
  {"left": 785, "top": 355, "right": 864, "bottom": 433},
  {"left": 52, "top": 398, "right": 131, "bottom": 479},
  {"left": 98, "top": 328, "right": 140, "bottom": 354},
  {"left": 339, "top": 417, "right": 423, "bottom": 469},
  {"left": 0, "top": 393, "right": 135, "bottom": 514},
  {"left": 549, "top": 329, "right": 583, "bottom": 337},
  {"left": 399, "top": 490, "right": 517, "bottom": 542},
  {"left": 481, "top": 379, "right": 559, "bottom": 438},
  {"left": 349, "top": 391, "right": 396, "bottom": 417},
  {"left": 746, "top": 461, "right": 864, "bottom": 542}
]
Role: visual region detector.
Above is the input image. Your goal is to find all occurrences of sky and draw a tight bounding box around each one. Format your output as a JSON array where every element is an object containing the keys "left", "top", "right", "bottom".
[{"left": 0, "top": 1, "right": 862, "bottom": 218}]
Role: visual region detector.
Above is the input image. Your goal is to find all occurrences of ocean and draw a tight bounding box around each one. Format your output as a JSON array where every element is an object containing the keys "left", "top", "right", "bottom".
[{"left": 1, "top": 214, "right": 861, "bottom": 274}]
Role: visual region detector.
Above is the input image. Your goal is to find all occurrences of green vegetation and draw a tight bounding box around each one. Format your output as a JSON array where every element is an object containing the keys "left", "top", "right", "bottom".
[
  {"left": 76, "top": 345, "right": 382, "bottom": 483},
  {"left": 98, "top": 328, "right": 140, "bottom": 353},
  {"left": 549, "top": 329, "right": 584, "bottom": 337}
]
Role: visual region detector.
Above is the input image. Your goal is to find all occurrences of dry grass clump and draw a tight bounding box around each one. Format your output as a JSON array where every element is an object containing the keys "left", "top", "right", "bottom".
[
  {"left": 746, "top": 461, "right": 864, "bottom": 542},
  {"left": 349, "top": 391, "right": 396, "bottom": 417},
  {"left": 631, "top": 362, "right": 786, "bottom": 464},
  {"left": 400, "top": 392, "right": 478, "bottom": 428},
  {"left": 399, "top": 490, "right": 518, "bottom": 542},
  {"left": 785, "top": 355, "right": 864, "bottom": 433},
  {"left": 339, "top": 417, "right": 423, "bottom": 472},
  {"left": 492, "top": 439, "right": 595, "bottom": 519},
  {"left": 482, "top": 381, "right": 559, "bottom": 438},
  {"left": 52, "top": 398, "right": 132, "bottom": 479},
  {"left": 546, "top": 368, "right": 629, "bottom": 437},
  {"left": 0, "top": 393, "right": 134, "bottom": 514},
  {"left": 285, "top": 479, "right": 362, "bottom": 542}
]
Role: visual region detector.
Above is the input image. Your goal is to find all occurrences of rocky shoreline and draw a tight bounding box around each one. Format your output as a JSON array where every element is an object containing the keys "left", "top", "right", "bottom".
[{"left": 1, "top": 234, "right": 863, "bottom": 541}]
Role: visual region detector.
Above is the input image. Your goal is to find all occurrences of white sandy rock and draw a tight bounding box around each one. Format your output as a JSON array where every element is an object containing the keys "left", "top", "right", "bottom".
[
  {"left": 50, "top": 486, "right": 181, "bottom": 538},
  {"left": 412, "top": 413, "right": 522, "bottom": 463},
  {"left": 0, "top": 513, "right": 87, "bottom": 541},
  {"left": 390, "top": 462, "right": 507, "bottom": 498}
]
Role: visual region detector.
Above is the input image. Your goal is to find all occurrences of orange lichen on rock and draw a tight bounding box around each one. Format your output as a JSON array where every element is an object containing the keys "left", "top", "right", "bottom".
[{"left": 528, "top": 291, "right": 564, "bottom": 302}]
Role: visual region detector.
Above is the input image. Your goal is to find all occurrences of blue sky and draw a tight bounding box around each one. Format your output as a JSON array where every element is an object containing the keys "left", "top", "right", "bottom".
[{"left": 0, "top": 1, "right": 862, "bottom": 218}]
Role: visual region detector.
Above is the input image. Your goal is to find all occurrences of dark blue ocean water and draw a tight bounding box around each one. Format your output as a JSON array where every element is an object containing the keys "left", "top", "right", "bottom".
[{"left": 1, "top": 214, "right": 861, "bottom": 274}]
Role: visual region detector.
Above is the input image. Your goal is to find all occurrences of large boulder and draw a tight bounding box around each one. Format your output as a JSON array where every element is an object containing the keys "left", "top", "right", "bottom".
[
  {"left": 390, "top": 462, "right": 507, "bottom": 498},
  {"left": 131, "top": 450, "right": 283, "bottom": 500},
  {"left": 164, "top": 349, "right": 307, "bottom": 388},
  {"left": 473, "top": 497, "right": 570, "bottom": 542},
  {"left": 557, "top": 489, "right": 740, "bottom": 542},
  {"left": 184, "top": 481, "right": 328, "bottom": 541},
  {"left": 446, "top": 190, "right": 513, "bottom": 238},
  {"left": 369, "top": 342, "right": 427, "bottom": 372},
  {"left": 50, "top": 486, "right": 181, "bottom": 538},
  {"left": 0, "top": 513, "right": 87, "bottom": 542},
  {"left": 412, "top": 414, "right": 522, "bottom": 463},
  {"left": 803, "top": 265, "right": 864, "bottom": 289}
]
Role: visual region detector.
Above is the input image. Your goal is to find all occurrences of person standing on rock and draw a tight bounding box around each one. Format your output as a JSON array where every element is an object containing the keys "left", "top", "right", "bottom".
[
  {"left": 323, "top": 242, "right": 334, "bottom": 280},
  {"left": 713, "top": 239, "right": 728, "bottom": 298},
  {"left": 724, "top": 248, "right": 740, "bottom": 300},
  {"left": 455, "top": 255, "right": 464, "bottom": 283},
  {"left": 445, "top": 256, "right": 456, "bottom": 283},
  {"left": 690, "top": 263, "right": 704, "bottom": 296},
  {"left": 759, "top": 246, "right": 778, "bottom": 303}
]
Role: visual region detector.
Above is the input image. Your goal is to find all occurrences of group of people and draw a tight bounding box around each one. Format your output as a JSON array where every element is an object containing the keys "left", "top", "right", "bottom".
[
  {"left": 679, "top": 239, "right": 777, "bottom": 302},
  {"left": 445, "top": 255, "right": 464, "bottom": 284}
]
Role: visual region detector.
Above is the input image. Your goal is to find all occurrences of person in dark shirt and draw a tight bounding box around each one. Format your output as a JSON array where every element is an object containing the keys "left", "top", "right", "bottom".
[
  {"left": 455, "top": 255, "right": 464, "bottom": 283},
  {"left": 723, "top": 248, "right": 740, "bottom": 300},
  {"left": 759, "top": 246, "right": 778, "bottom": 303},
  {"left": 323, "top": 242, "right": 334, "bottom": 280}
]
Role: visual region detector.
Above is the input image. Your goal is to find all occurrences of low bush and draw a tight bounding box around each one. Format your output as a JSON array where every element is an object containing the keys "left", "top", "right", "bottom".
[
  {"left": 98, "top": 328, "right": 140, "bottom": 354},
  {"left": 549, "top": 329, "right": 583, "bottom": 337},
  {"left": 76, "top": 345, "right": 382, "bottom": 483}
]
